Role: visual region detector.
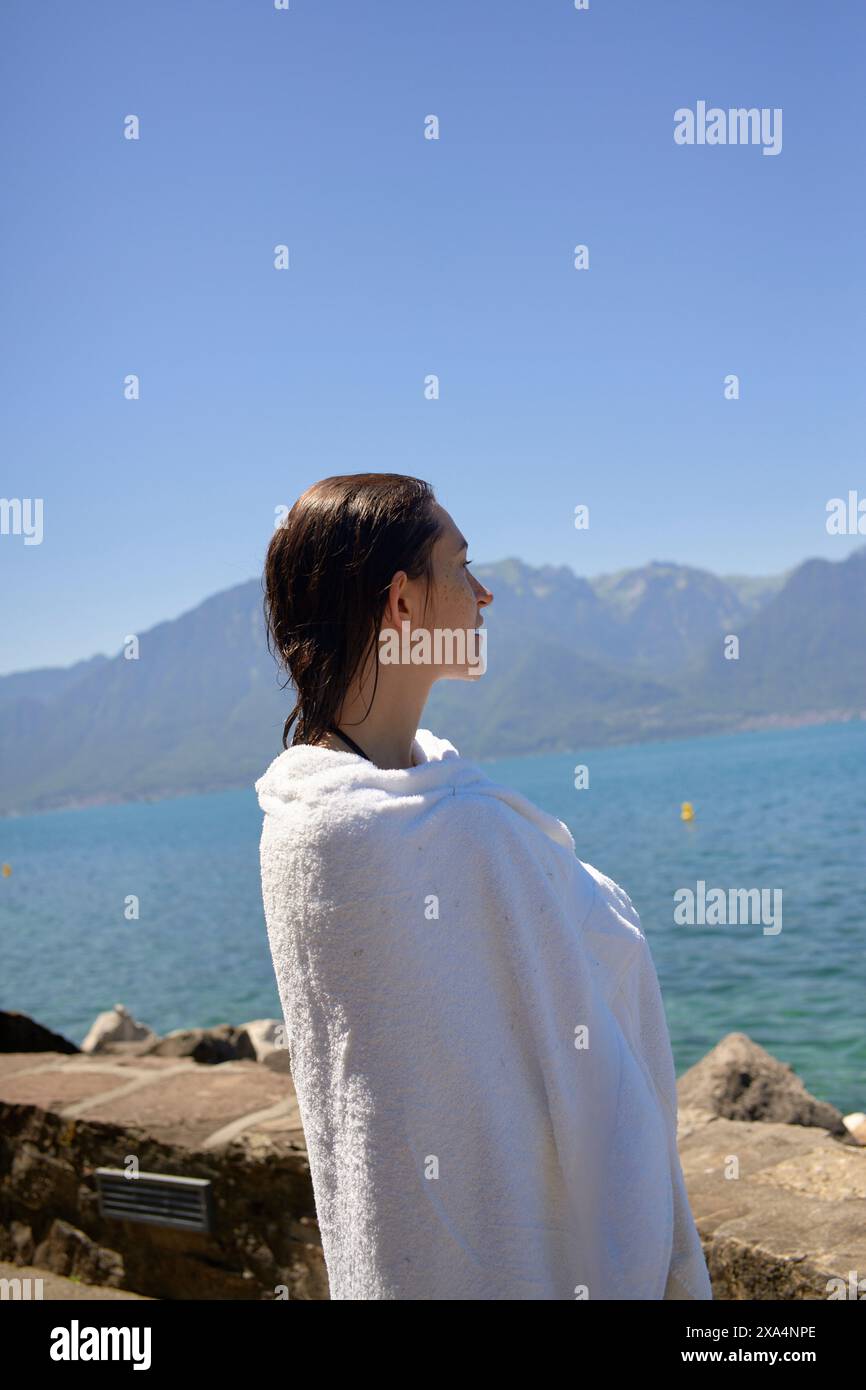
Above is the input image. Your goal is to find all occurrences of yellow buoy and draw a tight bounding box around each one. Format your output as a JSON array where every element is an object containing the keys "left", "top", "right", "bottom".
[
  {"left": 680, "top": 802, "right": 695, "bottom": 822},
  {"left": 1, "top": 863, "right": 11, "bottom": 877}
]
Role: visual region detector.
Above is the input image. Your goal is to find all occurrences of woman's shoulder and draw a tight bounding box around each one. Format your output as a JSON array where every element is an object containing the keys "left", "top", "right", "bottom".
[
  {"left": 578, "top": 860, "right": 643, "bottom": 935},
  {"left": 575, "top": 860, "right": 666, "bottom": 1007}
]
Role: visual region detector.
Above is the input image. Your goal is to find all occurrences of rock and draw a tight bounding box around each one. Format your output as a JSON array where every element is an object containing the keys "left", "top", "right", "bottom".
[
  {"left": 0, "top": 1011, "right": 79, "bottom": 1054},
  {"left": 32, "top": 1218, "right": 125, "bottom": 1288},
  {"left": 237, "top": 1019, "right": 290, "bottom": 1064},
  {"left": 5, "top": 1220, "right": 35, "bottom": 1264},
  {"left": 262, "top": 1049, "right": 292, "bottom": 1075},
  {"left": 79, "top": 1014, "right": 291, "bottom": 1066},
  {"left": 0, "top": 1055, "right": 327, "bottom": 1299},
  {"left": 148, "top": 1020, "right": 290, "bottom": 1069},
  {"left": 90, "top": 1039, "right": 160, "bottom": 1058},
  {"left": 677, "top": 1032, "right": 848, "bottom": 1135},
  {"left": 80, "top": 1005, "right": 157, "bottom": 1054},
  {"left": 144, "top": 1024, "right": 249, "bottom": 1065},
  {"left": 679, "top": 1113, "right": 866, "bottom": 1299},
  {"left": 843, "top": 1113, "right": 866, "bottom": 1144}
]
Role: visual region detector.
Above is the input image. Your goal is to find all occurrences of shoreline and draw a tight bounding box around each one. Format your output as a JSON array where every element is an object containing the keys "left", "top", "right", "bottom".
[{"left": 1, "top": 711, "right": 863, "bottom": 821}]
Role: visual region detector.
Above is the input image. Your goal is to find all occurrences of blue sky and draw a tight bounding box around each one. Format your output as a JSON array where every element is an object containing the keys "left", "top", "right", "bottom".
[{"left": 2, "top": 0, "right": 864, "bottom": 675}]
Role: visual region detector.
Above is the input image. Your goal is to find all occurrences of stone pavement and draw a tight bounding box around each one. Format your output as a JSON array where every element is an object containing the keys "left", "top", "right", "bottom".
[
  {"left": 0, "top": 1050, "right": 304, "bottom": 1152},
  {"left": 2, "top": 1047, "right": 865, "bottom": 1300},
  {"left": 675, "top": 1104, "right": 866, "bottom": 1300},
  {"left": 0, "top": 1051, "right": 327, "bottom": 1300}
]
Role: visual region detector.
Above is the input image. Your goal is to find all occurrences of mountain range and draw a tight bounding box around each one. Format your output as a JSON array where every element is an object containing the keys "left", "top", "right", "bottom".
[{"left": 1, "top": 547, "right": 864, "bottom": 816}]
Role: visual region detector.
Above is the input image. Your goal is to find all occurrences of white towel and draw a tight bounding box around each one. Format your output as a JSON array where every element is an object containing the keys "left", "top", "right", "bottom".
[{"left": 256, "top": 728, "right": 712, "bottom": 1301}]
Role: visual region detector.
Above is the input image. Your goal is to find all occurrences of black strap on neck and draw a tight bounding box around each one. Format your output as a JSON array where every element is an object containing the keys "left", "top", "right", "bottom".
[{"left": 328, "top": 725, "right": 372, "bottom": 762}]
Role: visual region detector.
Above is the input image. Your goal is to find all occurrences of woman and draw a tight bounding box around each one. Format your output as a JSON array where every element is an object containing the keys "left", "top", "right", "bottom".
[{"left": 256, "top": 472, "right": 712, "bottom": 1301}]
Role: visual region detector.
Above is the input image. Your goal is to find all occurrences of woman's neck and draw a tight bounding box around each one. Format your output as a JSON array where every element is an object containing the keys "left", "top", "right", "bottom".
[
  {"left": 325, "top": 724, "right": 415, "bottom": 770},
  {"left": 327, "top": 670, "right": 433, "bottom": 769}
]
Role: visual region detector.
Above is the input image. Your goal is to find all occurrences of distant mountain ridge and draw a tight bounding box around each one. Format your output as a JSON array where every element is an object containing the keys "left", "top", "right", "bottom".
[{"left": 1, "top": 548, "right": 864, "bottom": 816}]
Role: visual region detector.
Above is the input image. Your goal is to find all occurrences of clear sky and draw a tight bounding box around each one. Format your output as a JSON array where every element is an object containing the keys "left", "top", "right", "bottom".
[{"left": 2, "top": 0, "right": 864, "bottom": 675}]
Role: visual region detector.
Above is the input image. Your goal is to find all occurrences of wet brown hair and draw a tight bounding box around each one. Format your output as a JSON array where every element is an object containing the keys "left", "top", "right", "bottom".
[{"left": 262, "top": 473, "right": 444, "bottom": 748}]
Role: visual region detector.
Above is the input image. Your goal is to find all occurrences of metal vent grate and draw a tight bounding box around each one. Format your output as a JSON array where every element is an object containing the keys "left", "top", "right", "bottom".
[{"left": 95, "top": 1168, "right": 213, "bottom": 1233}]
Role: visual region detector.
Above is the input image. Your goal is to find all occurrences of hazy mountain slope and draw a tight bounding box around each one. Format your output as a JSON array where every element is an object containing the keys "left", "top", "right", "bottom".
[
  {"left": 720, "top": 570, "right": 790, "bottom": 616},
  {"left": 0, "top": 654, "right": 110, "bottom": 713},
  {"left": 424, "top": 631, "right": 682, "bottom": 758},
  {"left": 0, "top": 582, "right": 288, "bottom": 814},
  {"left": 692, "top": 549, "right": 866, "bottom": 714}
]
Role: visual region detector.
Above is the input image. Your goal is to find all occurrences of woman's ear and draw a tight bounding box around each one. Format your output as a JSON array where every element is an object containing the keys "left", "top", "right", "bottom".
[
  {"left": 389, "top": 569, "right": 414, "bottom": 625},
  {"left": 381, "top": 570, "right": 409, "bottom": 630}
]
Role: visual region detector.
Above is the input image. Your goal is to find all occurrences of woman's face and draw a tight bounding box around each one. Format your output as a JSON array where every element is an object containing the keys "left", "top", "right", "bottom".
[{"left": 422, "top": 504, "right": 493, "bottom": 677}]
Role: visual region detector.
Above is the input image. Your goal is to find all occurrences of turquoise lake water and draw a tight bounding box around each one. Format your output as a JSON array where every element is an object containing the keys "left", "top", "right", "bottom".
[{"left": 1, "top": 720, "right": 864, "bottom": 1113}]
